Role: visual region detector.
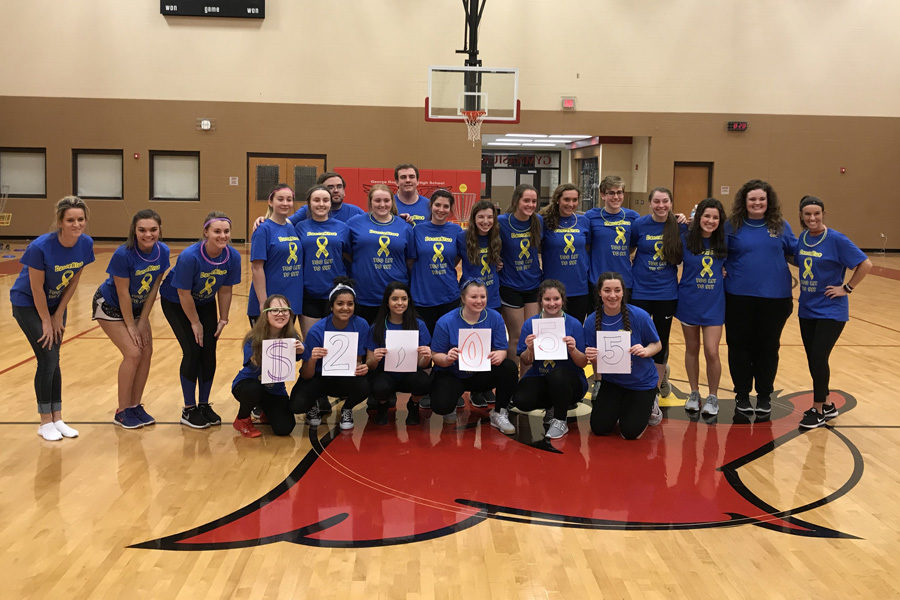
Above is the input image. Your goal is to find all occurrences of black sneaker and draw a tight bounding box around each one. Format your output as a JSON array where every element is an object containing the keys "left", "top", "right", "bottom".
[
  {"left": 198, "top": 403, "right": 222, "bottom": 425},
  {"left": 755, "top": 395, "right": 772, "bottom": 415},
  {"left": 405, "top": 400, "right": 421, "bottom": 426},
  {"left": 470, "top": 391, "right": 489, "bottom": 408},
  {"left": 181, "top": 406, "right": 210, "bottom": 429},
  {"left": 373, "top": 403, "right": 390, "bottom": 426},
  {"left": 822, "top": 403, "right": 838, "bottom": 420},
  {"left": 799, "top": 407, "right": 825, "bottom": 429},
  {"left": 735, "top": 395, "right": 754, "bottom": 414}
]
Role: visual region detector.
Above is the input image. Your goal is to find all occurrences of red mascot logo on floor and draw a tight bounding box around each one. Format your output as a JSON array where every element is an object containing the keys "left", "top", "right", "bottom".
[{"left": 132, "top": 389, "right": 861, "bottom": 551}]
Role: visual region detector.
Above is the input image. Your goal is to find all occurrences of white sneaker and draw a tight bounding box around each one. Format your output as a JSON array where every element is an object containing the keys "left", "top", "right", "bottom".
[
  {"left": 648, "top": 396, "right": 663, "bottom": 426},
  {"left": 701, "top": 394, "right": 719, "bottom": 416},
  {"left": 490, "top": 408, "right": 515, "bottom": 435},
  {"left": 38, "top": 423, "right": 62, "bottom": 441},
  {"left": 684, "top": 391, "right": 701, "bottom": 412},
  {"left": 546, "top": 418, "right": 568, "bottom": 439},
  {"left": 339, "top": 408, "right": 354, "bottom": 430},
  {"left": 53, "top": 420, "right": 79, "bottom": 438}
]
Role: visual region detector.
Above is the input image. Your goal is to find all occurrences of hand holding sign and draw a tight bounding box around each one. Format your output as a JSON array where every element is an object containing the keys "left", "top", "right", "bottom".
[
  {"left": 457, "top": 328, "right": 491, "bottom": 372},
  {"left": 322, "top": 331, "right": 359, "bottom": 377},
  {"left": 385, "top": 330, "right": 419, "bottom": 372},
  {"left": 532, "top": 317, "right": 567, "bottom": 360},
  {"left": 595, "top": 331, "right": 631, "bottom": 374},
  {"left": 262, "top": 339, "right": 297, "bottom": 384}
]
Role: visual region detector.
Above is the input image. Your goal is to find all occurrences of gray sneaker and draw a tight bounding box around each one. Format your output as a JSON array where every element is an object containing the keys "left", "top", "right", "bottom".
[
  {"left": 542, "top": 410, "right": 554, "bottom": 426},
  {"left": 306, "top": 405, "right": 321, "bottom": 427},
  {"left": 684, "top": 390, "right": 701, "bottom": 412},
  {"left": 490, "top": 408, "right": 515, "bottom": 434},
  {"left": 658, "top": 364, "right": 671, "bottom": 397},
  {"left": 546, "top": 418, "right": 568, "bottom": 439},
  {"left": 701, "top": 394, "right": 719, "bottom": 416},
  {"left": 419, "top": 394, "right": 431, "bottom": 409},
  {"left": 648, "top": 396, "right": 663, "bottom": 426},
  {"left": 339, "top": 408, "right": 354, "bottom": 430}
]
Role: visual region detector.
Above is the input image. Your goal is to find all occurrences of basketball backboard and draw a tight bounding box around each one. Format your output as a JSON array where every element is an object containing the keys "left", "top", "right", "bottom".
[{"left": 426, "top": 65, "right": 520, "bottom": 123}]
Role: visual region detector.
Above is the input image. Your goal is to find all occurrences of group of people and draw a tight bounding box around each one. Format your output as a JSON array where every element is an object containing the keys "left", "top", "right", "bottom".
[{"left": 10, "top": 165, "right": 872, "bottom": 443}]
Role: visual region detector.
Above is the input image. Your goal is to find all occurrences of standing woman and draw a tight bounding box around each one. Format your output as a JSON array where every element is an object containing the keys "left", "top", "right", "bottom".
[
  {"left": 676, "top": 198, "right": 727, "bottom": 416},
  {"left": 365, "top": 282, "right": 433, "bottom": 426},
  {"left": 248, "top": 183, "right": 303, "bottom": 325},
  {"left": 585, "top": 272, "right": 662, "bottom": 440},
  {"left": 498, "top": 184, "right": 543, "bottom": 360},
  {"left": 585, "top": 175, "right": 640, "bottom": 297},
  {"left": 430, "top": 279, "right": 519, "bottom": 433},
  {"left": 629, "top": 187, "right": 683, "bottom": 408},
  {"left": 724, "top": 180, "right": 796, "bottom": 415},
  {"left": 515, "top": 279, "right": 588, "bottom": 439},
  {"left": 159, "top": 211, "right": 241, "bottom": 429},
  {"left": 93, "top": 209, "right": 170, "bottom": 429},
  {"left": 795, "top": 196, "right": 872, "bottom": 429},
  {"left": 291, "top": 277, "right": 370, "bottom": 430},
  {"left": 295, "top": 184, "right": 350, "bottom": 334},
  {"left": 457, "top": 200, "right": 502, "bottom": 312},
  {"left": 541, "top": 184, "right": 592, "bottom": 323},
  {"left": 409, "top": 189, "right": 464, "bottom": 332},
  {"left": 231, "top": 294, "right": 303, "bottom": 438},
  {"left": 11, "top": 196, "right": 94, "bottom": 441},
  {"left": 346, "top": 184, "right": 415, "bottom": 323}
]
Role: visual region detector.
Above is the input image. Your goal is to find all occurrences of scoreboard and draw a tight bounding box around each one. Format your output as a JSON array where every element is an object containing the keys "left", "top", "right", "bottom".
[{"left": 161, "top": 1, "right": 265, "bottom": 18}]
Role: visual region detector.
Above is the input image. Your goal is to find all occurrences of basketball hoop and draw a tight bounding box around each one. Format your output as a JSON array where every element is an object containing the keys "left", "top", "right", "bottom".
[{"left": 462, "top": 110, "right": 487, "bottom": 146}]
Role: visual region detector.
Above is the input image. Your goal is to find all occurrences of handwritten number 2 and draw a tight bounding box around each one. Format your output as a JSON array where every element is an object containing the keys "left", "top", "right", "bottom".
[{"left": 323, "top": 335, "right": 350, "bottom": 371}]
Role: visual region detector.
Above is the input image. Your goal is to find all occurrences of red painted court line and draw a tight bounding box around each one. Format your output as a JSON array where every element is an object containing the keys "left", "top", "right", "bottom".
[
  {"left": 0, "top": 325, "right": 100, "bottom": 375},
  {"left": 871, "top": 265, "right": 900, "bottom": 281}
]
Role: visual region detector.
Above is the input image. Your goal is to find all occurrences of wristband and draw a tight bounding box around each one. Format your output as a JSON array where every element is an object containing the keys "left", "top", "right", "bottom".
[{"left": 843, "top": 283, "right": 853, "bottom": 294}]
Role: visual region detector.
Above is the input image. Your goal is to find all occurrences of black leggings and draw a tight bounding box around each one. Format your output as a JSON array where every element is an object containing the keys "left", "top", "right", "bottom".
[
  {"left": 566, "top": 294, "right": 591, "bottom": 326},
  {"left": 725, "top": 294, "right": 793, "bottom": 399},
  {"left": 289, "top": 375, "right": 370, "bottom": 413},
  {"left": 430, "top": 360, "right": 518, "bottom": 415},
  {"left": 515, "top": 369, "right": 584, "bottom": 420},
  {"left": 161, "top": 298, "right": 219, "bottom": 406},
  {"left": 355, "top": 304, "right": 380, "bottom": 325},
  {"left": 590, "top": 379, "right": 656, "bottom": 440},
  {"left": 629, "top": 298, "right": 677, "bottom": 365},
  {"left": 232, "top": 379, "right": 296, "bottom": 436},
  {"left": 12, "top": 304, "right": 65, "bottom": 414},
  {"left": 416, "top": 300, "right": 459, "bottom": 335},
  {"left": 799, "top": 318, "right": 845, "bottom": 405},
  {"left": 369, "top": 369, "right": 432, "bottom": 403}
]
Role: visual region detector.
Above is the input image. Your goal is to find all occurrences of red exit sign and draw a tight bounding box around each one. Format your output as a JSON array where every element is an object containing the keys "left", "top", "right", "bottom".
[{"left": 727, "top": 121, "right": 749, "bottom": 132}]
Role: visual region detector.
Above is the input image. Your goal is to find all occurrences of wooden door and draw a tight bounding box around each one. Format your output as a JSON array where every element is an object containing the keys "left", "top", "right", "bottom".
[
  {"left": 247, "top": 154, "right": 326, "bottom": 238},
  {"left": 673, "top": 162, "right": 712, "bottom": 215}
]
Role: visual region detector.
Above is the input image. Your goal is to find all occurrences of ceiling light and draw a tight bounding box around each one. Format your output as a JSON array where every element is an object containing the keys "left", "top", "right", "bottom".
[{"left": 504, "top": 134, "right": 548, "bottom": 138}]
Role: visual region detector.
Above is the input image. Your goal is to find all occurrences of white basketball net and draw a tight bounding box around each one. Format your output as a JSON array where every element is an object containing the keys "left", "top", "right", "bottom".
[{"left": 463, "top": 111, "right": 487, "bottom": 146}]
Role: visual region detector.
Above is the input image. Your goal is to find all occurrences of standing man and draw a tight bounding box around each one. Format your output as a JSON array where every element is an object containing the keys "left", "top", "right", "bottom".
[
  {"left": 394, "top": 164, "right": 431, "bottom": 226},
  {"left": 290, "top": 172, "right": 365, "bottom": 223}
]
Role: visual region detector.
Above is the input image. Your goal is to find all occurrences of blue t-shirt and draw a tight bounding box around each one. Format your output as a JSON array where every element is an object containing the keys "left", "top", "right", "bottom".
[
  {"left": 247, "top": 220, "right": 303, "bottom": 317},
  {"left": 10, "top": 233, "right": 95, "bottom": 310},
  {"left": 456, "top": 229, "right": 501, "bottom": 310},
  {"left": 346, "top": 214, "right": 415, "bottom": 306},
  {"left": 431, "top": 307, "right": 508, "bottom": 379},
  {"left": 676, "top": 235, "right": 725, "bottom": 326},
  {"left": 498, "top": 213, "right": 543, "bottom": 291},
  {"left": 365, "top": 317, "right": 432, "bottom": 378},
  {"left": 409, "top": 221, "right": 463, "bottom": 307},
  {"left": 394, "top": 194, "right": 431, "bottom": 227},
  {"left": 159, "top": 242, "right": 242, "bottom": 305},
  {"left": 290, "top": 202, "right": 365, "bottom": 224},
  {"left": 301, "top": 315, "right": 369, "bottom": 375},
  {"left": 584, "top": 305, "right": 660, "bottom": 391},
  {"left": 99, "top": 242, "right": 171, "bottom": 309},
  {"left": 629, "top": 215, "right": 681, "bottom": 301},
  {"left": 585, "top": 207, "right": 640, "bottom": 289},
  {"left": 517, "top": 313, "right": 588, "bottom": 394},
  {"left": 724, "top": 219, "right": 796, "bottom": 298},
  {"left": 232, "top": 339, "right": 295, "bottom": 396},
  {"left": 542, "top": 214, "right": 591, "bottom": 296},
  {"left": 795, "top": 228, "right": 867, "bottom": 321},
  {"left": 295, "top": 217, "right": 350, "bottom": 299}
]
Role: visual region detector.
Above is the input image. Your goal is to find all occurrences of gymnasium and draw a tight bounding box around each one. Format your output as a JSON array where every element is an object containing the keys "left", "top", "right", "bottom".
[{"left": 1, "top": 1, "right": 899, "bottom": 598}]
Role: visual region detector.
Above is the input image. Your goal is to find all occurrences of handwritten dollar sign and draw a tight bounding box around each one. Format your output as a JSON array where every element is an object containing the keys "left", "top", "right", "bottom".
[{"left": 264, "top": 340, "right": 293, "bottom": 382}]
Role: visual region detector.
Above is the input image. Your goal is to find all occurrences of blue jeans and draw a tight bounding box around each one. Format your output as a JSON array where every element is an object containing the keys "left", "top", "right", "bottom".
[{"left": 12, "top": 304, "right": 66, "bottom": 414}]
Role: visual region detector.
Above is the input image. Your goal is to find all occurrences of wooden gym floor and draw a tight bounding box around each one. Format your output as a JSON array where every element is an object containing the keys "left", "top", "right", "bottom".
[{"left": 1, "top": 240, "right": 899, "bottom": 599}]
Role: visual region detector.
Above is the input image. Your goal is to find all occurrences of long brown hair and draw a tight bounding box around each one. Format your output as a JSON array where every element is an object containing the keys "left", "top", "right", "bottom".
[
  {"left": 542, "top": 183, "right": 580, "bottom": 232},
  {"left": 686, "top": 198, "right": 727, "bottom": 258},
  {"left": 506, "top": 183, "right": 542, "bottom": 253},
  {"left": 729, "top": 179, "right": 784, "bottom": 235},
  {"left": 367, "top": 184, "right": 398, "bottom": 216},
  {"left": 595, "top": 272, "right": 631, "bottom": 332},
  {"left": 648, "top": 187, "right": 683, "bottom": 265},
  {"left": 125, "top": 209, "right": 162, "bottom": 249},
  {"left": 465, "top": 200, "right": 501, "bottom": 266},
  {"left": 243, "top": 294, "right": 299, "bottom": 367}
]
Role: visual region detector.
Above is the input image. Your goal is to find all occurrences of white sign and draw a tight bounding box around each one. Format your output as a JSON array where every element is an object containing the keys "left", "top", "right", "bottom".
[
  {"left": 228, "top": 176, "right": 239, "bottom": 186},
  {"left": 595, "top": 331, "right": 631, "bottom": 374},
  {"left": 261, "top": 339, "right": 296, "bottom": 384},
  {"left": 321, "top": 331, "right": 359, "bottom": 377},
  {"left": 720, "top": 185, "right": 730, "bottom": 195},
  {"left": 457, "top": 328, "right": 491, "bottom": 372},
  {"left": 385, "top": 330, "right": 419, "bottom": 373},
  {"left": 532, "top": 317, "right": 567, "bottom": 360}
]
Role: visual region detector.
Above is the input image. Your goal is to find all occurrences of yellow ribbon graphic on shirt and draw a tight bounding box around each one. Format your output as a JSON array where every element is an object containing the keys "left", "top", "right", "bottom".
[
  {"left": 287, "top": 242, "right": 299, "bottom": 264},
  {"left": 614, "top": 226, "right": 626, "bottom": 244},
  {"left": 563, "top": 234, "right": 575, "bottom": 254},
  {"left": 543, "top": 360, "right": 556, "bottom": 369},
  {"left": 137, "top": 273, "right": 153, "bottom": 294},
  {"left": 480, "top": 253, "right": 490, "bottom": 276},
  {"left": 55, "top": 270, "right": 74, "bottom": 291},
  {"left": 315, "top": 237, "right": 328, "bottom": 259},
  {"left": 700, "top": 256, "right": 714, "bottom": 277},
  {"left": 519, "top": 239, "right": 531, "bottom": 259},
  {"left": 432, "top": 243, "right": 445, "bottom": 263},
  {"left": 653, "top": 241, "right": 663, "bottom": 261},
  {"left": 377, "top": 236, "right": 391, "bottom": 257},
  {"left": 200, "top": 276, "right": 216, "bottom": 296},
  {"left": 802, "top": 257, "right": 814, "bottom": 280}
]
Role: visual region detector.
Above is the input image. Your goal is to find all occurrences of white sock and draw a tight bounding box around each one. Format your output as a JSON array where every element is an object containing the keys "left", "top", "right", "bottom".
[
  {"left": 53, "top": 420, "right": 79, "bottom": 438},
  {"left": 38, "top": 423, "right": 63, "bottom": 441}
]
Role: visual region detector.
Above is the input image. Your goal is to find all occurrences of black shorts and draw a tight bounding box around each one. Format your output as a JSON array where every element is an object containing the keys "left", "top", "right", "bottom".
[
  {"left": 499, "top": 286, "right": 539, "bottom": 309},
  {"left": 91, "top": 288, "right": 141, "bottom": 321},
  {"left": 302, "top": 295, "right": 330, "bottom": 319}
]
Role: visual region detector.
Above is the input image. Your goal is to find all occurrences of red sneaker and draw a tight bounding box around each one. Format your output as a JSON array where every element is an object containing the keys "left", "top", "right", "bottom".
[{"left": 233, "top": 417, "right": 261, "bottom": 438}]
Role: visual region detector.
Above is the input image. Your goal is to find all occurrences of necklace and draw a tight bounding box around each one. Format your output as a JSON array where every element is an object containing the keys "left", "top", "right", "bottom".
[
  {"left": 459, "top": 307, "right": 488, "bottom": 325},
  {"left": 600, "top": 208, "right": 624, "bottom": 225},
  {"left": 742, "top": 218, "right": 767, "bottom": 228},
  {"left": 801, "top": 227, "right": 828, "bottom": 248},
  {"left": 200, "top": 242, "right": 230, "bottom": 266},
  {"left": 558, "top": 214, "right": 577, "bottom": 229},
  {"left": 134, "top": 242, "right": 160, "bottom": 263},
  {"left": 369, "top": 212, "right": 394, "bottom": 226},
  {"left": 508, "top": 214, "right": 532, "bottom": 233},
  {"left": 540, "top": 310, "right": 566, "bottom": 319},
  {"left": 600, "top": 311, "right": 623, "bottom": 327}
]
